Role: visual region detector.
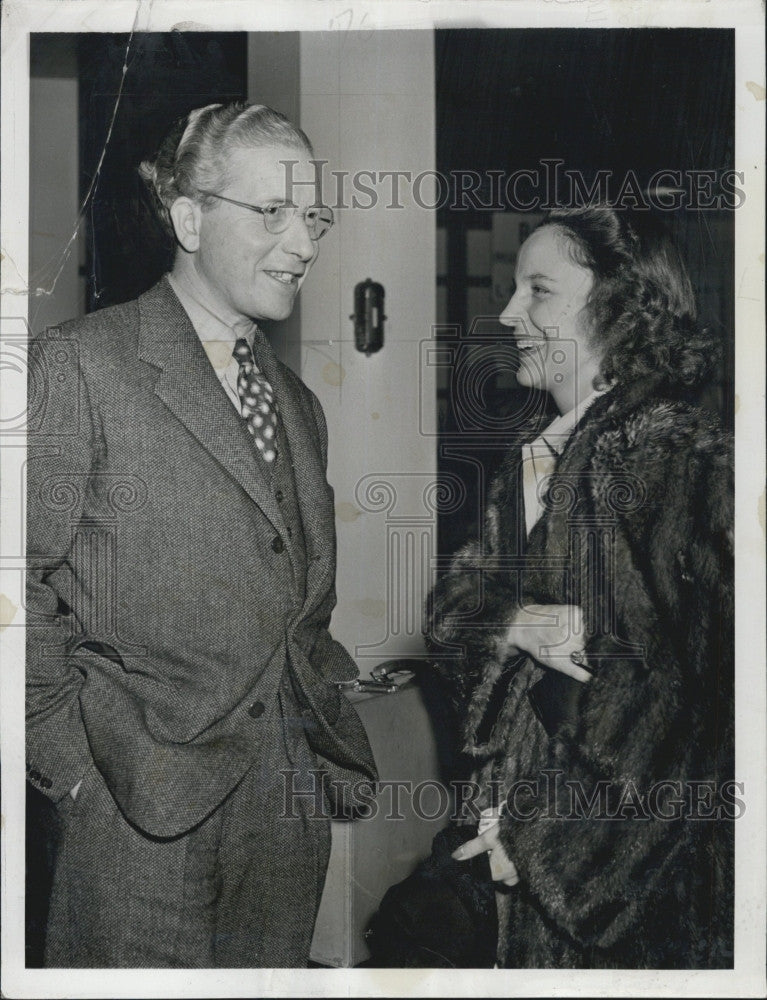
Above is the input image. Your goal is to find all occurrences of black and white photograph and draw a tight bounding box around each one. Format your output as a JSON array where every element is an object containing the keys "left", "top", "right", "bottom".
[{"left": 1, "top": 1, "right": 764, "bottom": 997}]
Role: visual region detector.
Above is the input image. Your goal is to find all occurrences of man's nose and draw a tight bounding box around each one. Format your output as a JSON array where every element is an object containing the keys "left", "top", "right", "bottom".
[{"left": 282, "top": 213, "right": 316, "bottom": 261}]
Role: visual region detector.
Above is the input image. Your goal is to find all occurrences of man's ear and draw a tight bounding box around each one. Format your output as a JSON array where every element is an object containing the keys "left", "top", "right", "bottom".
[{"left": 169, "top": 197, "right": 202, "bottom": 252}]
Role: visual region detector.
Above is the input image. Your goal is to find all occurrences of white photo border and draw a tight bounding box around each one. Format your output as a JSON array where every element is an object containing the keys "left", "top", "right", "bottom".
[{"left": 2, "top": 1, "right": 764, "bottom": 997}]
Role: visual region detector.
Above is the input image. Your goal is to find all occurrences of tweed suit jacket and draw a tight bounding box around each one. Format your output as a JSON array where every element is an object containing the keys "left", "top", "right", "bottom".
[{"left": 26, "top": 277, "right": 377, "bottom": 840}]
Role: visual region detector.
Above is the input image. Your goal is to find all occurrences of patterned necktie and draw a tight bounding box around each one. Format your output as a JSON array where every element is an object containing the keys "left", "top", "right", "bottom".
[{"left": 233, "top": 337, "right": 279, "bottom": 463}]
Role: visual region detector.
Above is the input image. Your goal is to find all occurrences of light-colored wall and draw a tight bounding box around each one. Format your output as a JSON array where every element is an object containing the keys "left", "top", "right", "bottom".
[
  {"left": 28, "top": 42, "right": 83, "bottom": 333},
  {"left": 298, "top": 30, "right": 436, "bottom": 668}
]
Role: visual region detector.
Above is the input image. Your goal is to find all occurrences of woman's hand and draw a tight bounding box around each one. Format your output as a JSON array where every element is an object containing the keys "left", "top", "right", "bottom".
[
  {"left": 452, "top": 821, "right": 520, "bottom": 887},
  {"left": 503, "top": 603, "right": 592, "bottom": 682}
]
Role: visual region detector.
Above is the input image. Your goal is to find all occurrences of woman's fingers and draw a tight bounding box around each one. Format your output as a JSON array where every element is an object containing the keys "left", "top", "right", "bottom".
[
  {"left": 490, "top": 851, "right": 520, "bottom": 885},
  {"left": 453, "top": 825, "right": 520, "bottom": 885},
  {"left": 508, "top": 603, "right": 592, "bottom": 681},
  {"left": 543, "top": 654, "right": 593, "bottom": 683},
  {"left": 452, "top": 827, "right": 496, "bottom": 860}
]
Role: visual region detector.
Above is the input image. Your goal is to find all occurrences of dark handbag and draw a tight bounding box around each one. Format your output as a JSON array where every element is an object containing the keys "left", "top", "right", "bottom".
[
  {"left": 528, "top": 669, "right": 586, "bottom": 736},
  {"left": 364, "top": 824, "right": 498, "bottom": 968}
]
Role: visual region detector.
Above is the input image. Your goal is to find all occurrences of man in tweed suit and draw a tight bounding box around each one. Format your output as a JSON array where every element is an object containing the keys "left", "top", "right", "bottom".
[{"left": 26, "top": 102, "right": 377, "bottom": 967}]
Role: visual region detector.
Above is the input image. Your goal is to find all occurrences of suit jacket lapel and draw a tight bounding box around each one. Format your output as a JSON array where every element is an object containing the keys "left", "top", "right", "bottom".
[
  {"left": 137, "top": 279, "right": 283, "bottom": 532},
  {"left": 254, "top": 334, "right": 335, "bottom": 602}
]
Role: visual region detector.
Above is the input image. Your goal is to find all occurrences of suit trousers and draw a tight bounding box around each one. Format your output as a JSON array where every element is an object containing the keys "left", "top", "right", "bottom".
[{"left": 44, "top": 677, "right": 332, "bottom": 968}]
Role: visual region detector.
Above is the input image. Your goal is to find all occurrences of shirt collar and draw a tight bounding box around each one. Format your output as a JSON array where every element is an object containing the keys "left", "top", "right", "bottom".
[
  {"left": 167, "top": 271, "right": 256, "bottom": 374},
  {"left": 531, "top": 387, "right": 607, "bottom": 457}
]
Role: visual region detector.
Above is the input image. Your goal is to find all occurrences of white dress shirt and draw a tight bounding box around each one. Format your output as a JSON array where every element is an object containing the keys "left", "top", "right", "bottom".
[
  {"left": 167, "top": 272, "right": 256, "bottom": 415},
  {"left": 521, "top": 389, "right": 606, "bottom": 537}
]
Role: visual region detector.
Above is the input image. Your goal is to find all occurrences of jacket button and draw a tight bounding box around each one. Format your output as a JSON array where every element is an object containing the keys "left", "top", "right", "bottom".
[
  {"left": 286, "top": 525, "right": 293, "bottom": 538},
  {"left": 248, "top": 701, "right": 265, "bottom": 719},
  {"left": 271, "top": 535, "right": 285, "bottom": 553},
  {"left": 29, "top": 769, "right": 41, "bottom": 782},
  {"left": 275, "top": 490, "right": 284, "bottom": 503},
  {"left": 41, "top": 777, "right": 52, "bottom": 789},
  {"left": 301, "top": 709, "right": 316, "bottom": 730}
]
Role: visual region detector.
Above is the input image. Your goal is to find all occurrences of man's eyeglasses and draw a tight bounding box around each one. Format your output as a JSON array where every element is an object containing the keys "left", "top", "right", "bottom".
[{"left": 196, "top": 190, "right": 334, "bottom": 241}]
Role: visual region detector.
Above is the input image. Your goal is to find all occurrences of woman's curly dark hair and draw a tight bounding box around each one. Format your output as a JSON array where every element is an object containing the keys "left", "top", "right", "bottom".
[{"left": 538, "top": 206, "right": 720, "bottom": 390}]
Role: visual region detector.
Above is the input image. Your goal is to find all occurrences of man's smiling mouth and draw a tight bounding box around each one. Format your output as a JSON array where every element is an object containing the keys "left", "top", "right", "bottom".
[{"left": 265, "top": 271, "right": 299, "bottom": 285}]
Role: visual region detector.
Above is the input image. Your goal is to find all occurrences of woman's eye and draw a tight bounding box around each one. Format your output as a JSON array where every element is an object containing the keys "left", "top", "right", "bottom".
[{"left": 532, "top": 285, "right": 551, "bottom": 297}]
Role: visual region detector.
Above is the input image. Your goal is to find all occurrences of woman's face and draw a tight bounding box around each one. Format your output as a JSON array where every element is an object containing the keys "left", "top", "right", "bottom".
[{"left": 500, "top": 225, "right": 602, "bottom": 410}]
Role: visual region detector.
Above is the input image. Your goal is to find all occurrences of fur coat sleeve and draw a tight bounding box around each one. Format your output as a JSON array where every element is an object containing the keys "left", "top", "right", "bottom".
[{"left": 427, "top": 385, "right": 734, "bottom": 967}]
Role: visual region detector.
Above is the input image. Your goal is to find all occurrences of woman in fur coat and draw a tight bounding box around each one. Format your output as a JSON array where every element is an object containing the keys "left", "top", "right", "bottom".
[{"left": 427, "top": 206, "right": 734, "bottom": 969}]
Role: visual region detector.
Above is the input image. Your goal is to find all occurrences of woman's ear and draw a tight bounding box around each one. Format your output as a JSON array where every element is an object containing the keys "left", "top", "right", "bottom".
[{"left": 168, "top": 196, "right": 202, "bottom": 253}]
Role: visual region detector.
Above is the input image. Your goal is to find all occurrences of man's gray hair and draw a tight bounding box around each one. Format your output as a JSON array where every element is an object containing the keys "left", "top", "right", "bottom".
[{"left": 139, "top": 101, "right": 314, "bottom": 237}]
